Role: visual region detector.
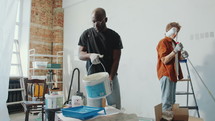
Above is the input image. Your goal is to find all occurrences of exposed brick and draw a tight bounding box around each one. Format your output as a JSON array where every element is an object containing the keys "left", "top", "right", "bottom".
[{"left": 29, "top": 0, "right": 63, "bottom": 87}]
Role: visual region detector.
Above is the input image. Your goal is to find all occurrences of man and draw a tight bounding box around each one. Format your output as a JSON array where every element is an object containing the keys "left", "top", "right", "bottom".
[
  {"left": 78, "top": 8, "right": 123, "bottom": 109},
  {"left": 156, "top": 22, "right": 189, "bottom": 120}
]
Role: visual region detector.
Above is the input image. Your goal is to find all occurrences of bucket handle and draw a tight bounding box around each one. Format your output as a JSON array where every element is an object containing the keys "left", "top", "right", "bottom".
[
  {"left": 87, "top": 63, "right": 113, "bottom": 92},
  {"left": 87, "top": 63, "right": 106, "bottom": 75}
]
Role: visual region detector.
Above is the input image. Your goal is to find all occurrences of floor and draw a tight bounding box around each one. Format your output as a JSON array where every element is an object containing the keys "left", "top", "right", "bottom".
[{"left": 9, "top": 111, "right": 40, "bottom": 121}]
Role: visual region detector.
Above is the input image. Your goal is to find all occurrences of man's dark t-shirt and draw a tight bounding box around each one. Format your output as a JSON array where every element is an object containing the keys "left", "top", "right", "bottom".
[{"left": 78, "top": 28, "right": 123, "bottom": 75}]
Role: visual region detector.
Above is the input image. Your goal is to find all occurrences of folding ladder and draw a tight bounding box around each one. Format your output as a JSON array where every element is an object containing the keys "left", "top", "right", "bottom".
[
  {"left": 176, "top": 59, "right": 200, "bottom": 118},
  {"left": 7, "top": 40, "right": 25, "bottom": 106}
]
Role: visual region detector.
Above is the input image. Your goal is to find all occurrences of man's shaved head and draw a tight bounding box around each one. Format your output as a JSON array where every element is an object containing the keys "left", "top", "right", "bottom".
[
  {"left": 91, "top": 8, "right": 107, "bottom": 32},
  {"left": 92, "top": 8, "right": 106, "bottom": 19}
]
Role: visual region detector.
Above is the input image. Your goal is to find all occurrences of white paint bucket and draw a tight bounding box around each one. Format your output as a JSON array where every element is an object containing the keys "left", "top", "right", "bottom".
[
  {"left": 45, "top": 94, "right": 63, "bottom": 109},
  {"left": 82, "top": 72, "right": 112, "bottom": 99}
]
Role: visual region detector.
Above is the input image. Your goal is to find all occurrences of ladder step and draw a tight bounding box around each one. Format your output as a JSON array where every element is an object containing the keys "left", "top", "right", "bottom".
[
  {"left": 13, "top": 52, "right": 20, "bottom": 54},
  {"left": 11, "top": 64, "right": 21, "bottom": 66},
  {"left": 10, "top": 76, "right": 23, "bottom": 78},
  {"left": 180, "top": 106, "right": 199, "bottom": 110},
  {"left": 179, "top": 59, "right": 187, "bottom": 63},
  {"left": 8, "top": 88, "right": 25, "bottom": 91},
  {"left": 176, "top": 92, "right": 194, "bottom": 95},
  {"left": 7, "top": 101, "right": 24, "bottom": 105},
  {"left": 178, "top": 78, "right": 191, "bottom": 81}
]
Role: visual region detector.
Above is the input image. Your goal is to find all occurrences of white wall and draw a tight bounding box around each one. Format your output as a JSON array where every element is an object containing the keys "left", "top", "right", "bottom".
[{"left": 63, "top": 0, "right": 215, "bottom": 120}]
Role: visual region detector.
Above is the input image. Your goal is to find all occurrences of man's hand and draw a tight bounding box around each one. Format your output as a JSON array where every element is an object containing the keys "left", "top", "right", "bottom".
[
  {"left": 174, "top": 43, "right": 183, "bottom": 53},
  {"left": 90, "top": 53, "right": 103, "bottom": 64},
  {"left": 181, "top": 50, "right": 189, "bottom": 58}
]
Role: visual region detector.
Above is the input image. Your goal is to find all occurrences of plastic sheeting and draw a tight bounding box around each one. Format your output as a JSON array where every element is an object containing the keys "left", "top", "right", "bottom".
[
  {"left": 87, "top": 113, "right": 139, "bottom": 121},
  {"left": 0, "top": 0, "right": 19, "bottom": 120}
]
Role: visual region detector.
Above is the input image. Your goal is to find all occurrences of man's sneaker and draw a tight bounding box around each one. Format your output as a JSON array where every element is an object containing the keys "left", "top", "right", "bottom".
[{"left": 162, "top": 110, "right": 174, "bottom": 121}]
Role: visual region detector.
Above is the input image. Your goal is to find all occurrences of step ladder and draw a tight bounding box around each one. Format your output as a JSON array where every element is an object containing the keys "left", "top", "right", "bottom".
[
  {"left": 7, "top": 40, "right": 25, "bottom": 105},
  {"left": 176, "top": 59, "right": 200, "bottom": 117}
]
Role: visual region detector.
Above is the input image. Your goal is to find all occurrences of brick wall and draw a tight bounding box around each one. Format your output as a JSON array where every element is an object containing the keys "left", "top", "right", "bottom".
[{"left": 29, "top": 0, "right": 64, "bottom": 90}]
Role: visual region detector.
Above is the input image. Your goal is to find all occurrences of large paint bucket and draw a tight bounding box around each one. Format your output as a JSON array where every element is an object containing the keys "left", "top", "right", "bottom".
[{"left": 82, "top": 72, "right": 112, "bottom": 99}]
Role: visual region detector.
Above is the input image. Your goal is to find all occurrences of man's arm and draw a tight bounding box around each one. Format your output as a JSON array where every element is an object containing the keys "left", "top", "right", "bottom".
[
  {"left": 161, "top": 43, "right": 183, "bottom": 64},
  {"left": 78, "top": 46, "right": 90, "bottom": 61},
  {"left": 109, "top": 49, "right": 121, "bottom": 80},
  {"left": 161, "top": 51, "right": 176, "bottom": 64}
]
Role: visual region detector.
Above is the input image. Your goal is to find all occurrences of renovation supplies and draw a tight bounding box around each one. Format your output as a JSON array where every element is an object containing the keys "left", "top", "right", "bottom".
[
  {"left": 47, "top": 64, "right": 61, "bottom": 68},
  {"left": 83, "top": 71, "right": 111, "bottom": 99},
  {"left": 83, "top": 63, "right": 111, "bottom": 99},
  {"left": 61, "top": 106, "right": 106, "bottom": 120},
  {"left": 34, "top": 84, "right": 44, "bottom": 97},
  {"left": 46, "top": 70, "right": 54, "bottom": 83},
  {"left": 71, "top": 96, "right": 83, "bottom": 107},
  {"left": 45, "top": 94, "right": 63, "bottom": 109},
  {"left": 64, "top": 68, "right": 86, "bottom": 106},
  {"left": 32, "top": 61, "right": 48, "bottom": 68},
  {"left": 32, "top": 97, "right": 36, "bottom": 101},
  {"left": 31, "top": 76, "right": 47, "bottom": 80}
]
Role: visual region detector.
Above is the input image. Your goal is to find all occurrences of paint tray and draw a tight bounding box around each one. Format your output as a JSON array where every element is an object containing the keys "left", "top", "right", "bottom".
[{"left": 61, "top": 106, "right": 106, "bottom": 120}]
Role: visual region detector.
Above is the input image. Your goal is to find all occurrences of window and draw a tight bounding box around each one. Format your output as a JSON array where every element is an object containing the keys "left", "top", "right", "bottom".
[{"left": 10, "top": 1, "right": 22, "bottom": 77}]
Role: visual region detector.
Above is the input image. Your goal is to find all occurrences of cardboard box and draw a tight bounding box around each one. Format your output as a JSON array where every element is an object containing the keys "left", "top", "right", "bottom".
[
  {"left": 188, "top": 116, "right": 204, "bottom": 121},
  {"left": 173, "top": 108, "right": 188, "bottom": 121},
  {"left": 172, "top": 104, "right": 179, "bottom": 109},
  {"left": 154, "top": 103, "right": 162, "bottom": 121},
  {"left": 154, "top": 103, "right": 189, "bottom": 121}
]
